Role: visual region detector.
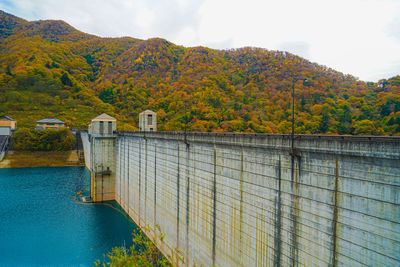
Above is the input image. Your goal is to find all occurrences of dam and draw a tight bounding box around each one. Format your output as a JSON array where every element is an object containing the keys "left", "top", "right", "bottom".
[{"left": 81, "top": 121, "right": 400, "bottom": 266}]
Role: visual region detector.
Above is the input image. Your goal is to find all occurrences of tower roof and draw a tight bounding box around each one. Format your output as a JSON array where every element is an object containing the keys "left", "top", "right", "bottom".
[
  {"left": 139, "top": 110, "right": 156, "bottom": 114},
  {"left": 92, "top": 113, "right": 116, "bottom": 122}
]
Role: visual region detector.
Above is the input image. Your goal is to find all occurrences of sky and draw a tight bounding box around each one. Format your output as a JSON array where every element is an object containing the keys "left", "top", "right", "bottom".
[{"left": 1, "top": 0, "right": 399, "bottom": 82}]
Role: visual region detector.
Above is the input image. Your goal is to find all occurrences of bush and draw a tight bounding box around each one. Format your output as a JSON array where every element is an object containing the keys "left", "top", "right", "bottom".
[
  {"left": 13, "top": 128, "right": 75, "bottom": 151},
  {"left": 95, "top": 228, "right": 171, "bottom": 267}
]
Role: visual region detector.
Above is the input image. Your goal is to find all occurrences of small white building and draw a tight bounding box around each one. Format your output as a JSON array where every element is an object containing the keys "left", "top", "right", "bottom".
[
  {"left": 0, "top": 115, "right": 16, "bottom": 136},
  {"left": 89, "top": 113, "right": 117, "bottom": 135},
  {"left": 139, "top": 110, "right": 157, "bottom": 131},
  {"left": 0, "top": 115, "right": 16, "bottom": 130},
  {"left": 36, "top": 118, "right": 65, "bottom": 130},
  {"left": 0, "top": 127, "right": 11, "bottom": 136}
]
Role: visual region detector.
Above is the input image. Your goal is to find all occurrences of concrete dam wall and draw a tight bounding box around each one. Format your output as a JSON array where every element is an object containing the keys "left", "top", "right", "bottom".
[
  {"left": 81, "top": 132, "right": 91, "bottom": 170},
  {"left": 87, "top": 131, "right": 400, "bottom": 266}
]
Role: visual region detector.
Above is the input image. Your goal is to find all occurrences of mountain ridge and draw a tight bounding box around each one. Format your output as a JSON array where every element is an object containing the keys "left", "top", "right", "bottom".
[{"left": 0, "top": 10, "right": 399, "bottom": 135}]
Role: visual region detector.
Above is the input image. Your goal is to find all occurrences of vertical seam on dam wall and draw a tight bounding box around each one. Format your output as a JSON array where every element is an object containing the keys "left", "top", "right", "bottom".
[
  {"left": 101, "top": 140, "right": 105, "bottom": 201},
  {"left": 330, "top": 158, "right": 340, "bottom": 267},
  {"left": 138, "top": 138, "right": 142, "bottom": 225},
  {"left": 192, "top": 144, "right": 197, "bottom": 266},
  {"left": 123, "top": 138, "right": 126, "bottom": 205},
  {"left": 145, "top": 137, "right": 148, "bottom": 223},
  {"left": 290, "top": 153, "right": 295, "bottom": 267},
  {"left": 291, "top": 155, "right": 301, "bottom": 267},
  {"left": 119, "top": 140, "right": 121, "bottom": 205},
  {"left": 239, "top": 147, "right": 244, "bottom": 264},
  {"left": 127, "top": 138, "right": 130, "bottom": 215},
  {"left": 185, "top": 143, "right": 190, "bottom": 266},
  {"left": 92, "top": 138, "right": 95, "bottom": 200},
  {"left": 154, "top": 142, "right": 157, "bottom": 232},
  {"left": 212, "top": 145, "right": 217, "bottom": 266},
  {"left": 122, "top": 139, "right": 124, "bottom": 205},
  {"left": 274, "top": 155, "right": 282, "bottom": 267},
  {"left": 176, "top": 143, "right": 180, "bottom": 250}
]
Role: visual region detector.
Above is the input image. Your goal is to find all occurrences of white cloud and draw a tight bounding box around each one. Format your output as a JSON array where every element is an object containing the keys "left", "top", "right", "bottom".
[
  {"left": 136, "top": 7, "right": 155, "bottom": 29},
  {"left": 174, "top": 26, "right": 197, "bottom": 46},
  {"left": 277, "top": 42, "right": 311, "bottom": 59},
  {"left": 0, "top": 0, "right": 399, "bottom": 81}
]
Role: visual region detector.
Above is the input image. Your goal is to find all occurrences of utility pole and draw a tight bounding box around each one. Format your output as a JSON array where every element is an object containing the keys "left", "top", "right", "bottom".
[{"left": 291, "top": 79, "right": 296, "bottom": 151}]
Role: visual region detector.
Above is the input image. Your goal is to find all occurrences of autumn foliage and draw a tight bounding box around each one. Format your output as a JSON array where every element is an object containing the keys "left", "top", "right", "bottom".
[
  {"left": 13, "top": 128, "right": 75, "bottom": 151},
  {"left": 1, "top": 10, "right": 399, "bottom": 135}
]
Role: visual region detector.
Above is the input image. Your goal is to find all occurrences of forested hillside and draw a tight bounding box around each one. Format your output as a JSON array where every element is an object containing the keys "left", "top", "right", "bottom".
[{"left": 0, "top": 10, "right": 399, "bottom": 135}]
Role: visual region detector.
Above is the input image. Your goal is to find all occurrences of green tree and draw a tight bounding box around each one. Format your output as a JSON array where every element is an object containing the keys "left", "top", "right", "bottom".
[
  {"left": 337, "top": 105, "right": 352, "bottom": 134},
  {"left": 95, "top": 228, "right": 171, "bottom": 267},
  {"left": 353, "top": 120, "right": 384, "bottom": 135},
  {"left": 99, "top": 88, "right": 115, "bottom": 104},
  {"left": 319, "top": 105, "right": 331, "bottom": 133},
  {"left": 13, "top": 128, "right": 75, "bottom": 151},
  {"left": 60, "top": 72, "right": 73, "bottom": 86}
]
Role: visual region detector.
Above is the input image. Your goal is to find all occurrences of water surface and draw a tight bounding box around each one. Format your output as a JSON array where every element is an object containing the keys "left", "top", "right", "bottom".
[{"left": 0, "top": 167, "right": 135, "bottom": 266}]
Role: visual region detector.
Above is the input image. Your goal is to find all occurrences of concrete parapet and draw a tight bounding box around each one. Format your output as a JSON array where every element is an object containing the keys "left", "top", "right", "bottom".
[{"left": 117, "top": 131, "right": 400, "bottom": 159}]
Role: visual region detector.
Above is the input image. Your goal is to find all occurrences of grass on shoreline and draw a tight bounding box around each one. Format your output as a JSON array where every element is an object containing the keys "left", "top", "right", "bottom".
[{"left": 0, "top": 150, "right": 83, "bottom": 168}]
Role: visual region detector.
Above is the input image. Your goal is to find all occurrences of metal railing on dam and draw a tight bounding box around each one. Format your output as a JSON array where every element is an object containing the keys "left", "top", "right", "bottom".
[{"left": 88, "top": 131, "right": 400, "bottom": 266}]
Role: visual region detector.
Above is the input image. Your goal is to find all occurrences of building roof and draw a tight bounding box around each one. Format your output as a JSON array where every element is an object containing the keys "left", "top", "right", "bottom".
[
  {"left": 140, "top": 109, "right": 156, "bottom": 114},
  {"left": 0, "top": 115, "right": 15, "bottom": 121},
  {"left": 36, "top": 118, "right": 65, "bottom": 124},
  {"left": 92, "top": 113, "right": 116, "bottom": 122}
]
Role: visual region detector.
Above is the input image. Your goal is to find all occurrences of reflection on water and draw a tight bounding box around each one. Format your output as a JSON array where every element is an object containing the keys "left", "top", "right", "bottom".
[{"left": 0, "top": 167, "right": 136, "bottom": 266}]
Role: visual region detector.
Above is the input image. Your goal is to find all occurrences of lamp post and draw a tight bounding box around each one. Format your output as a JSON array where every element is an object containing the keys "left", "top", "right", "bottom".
[{"left": 291, "top": 77, "right": 311, "bottom": 152}]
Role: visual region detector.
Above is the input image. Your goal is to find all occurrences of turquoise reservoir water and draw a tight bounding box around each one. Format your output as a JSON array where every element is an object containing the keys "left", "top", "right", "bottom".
[{"left": 0, "top": 167, "right": 136, "bottom": 266}]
